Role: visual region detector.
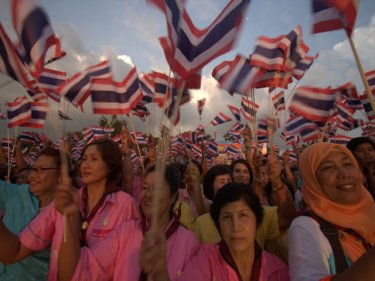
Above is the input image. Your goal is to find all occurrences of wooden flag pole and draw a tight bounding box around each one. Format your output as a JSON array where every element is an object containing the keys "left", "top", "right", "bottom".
[{"left": 348, "top": 35, "right": 375, "bottom": 113}]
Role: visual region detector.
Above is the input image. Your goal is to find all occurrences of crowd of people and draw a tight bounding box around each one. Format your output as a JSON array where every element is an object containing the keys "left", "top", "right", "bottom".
[{"left": 0, "top": 128, "right": 374, "bottom": 281}]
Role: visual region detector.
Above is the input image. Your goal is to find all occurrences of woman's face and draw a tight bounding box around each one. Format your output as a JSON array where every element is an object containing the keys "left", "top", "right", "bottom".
[
  {"left": 232, "top": 163, "right": 251, "bottom": 185},
  {"left": 352, "top": 142, "right": 375, "bottom": 166},
  {"left": 141, "top": 171, "right": 176, "bottom": 221},
  {"left": 315, "top": 150, "right": 363, "bottom": 205},
  {"left": 28, "top": 155, "right": 59, "bottom": 198},
  {"left": 219, "top": 199, "right": 257, "bottom": 254},
  {"left": 80, "top": 145, "right": 109, "bottom": 185},
  {"left": 213, "top": 174, "right": 232, "bottom": 196}
]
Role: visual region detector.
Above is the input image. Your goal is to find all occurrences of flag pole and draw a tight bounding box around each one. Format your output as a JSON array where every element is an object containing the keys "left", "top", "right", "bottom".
[
  {"left": 249, "top": 89, "right": 258, "bottom": 149},
  {"left": 348, "top": 35, "right": 375, "bottom": 113}
]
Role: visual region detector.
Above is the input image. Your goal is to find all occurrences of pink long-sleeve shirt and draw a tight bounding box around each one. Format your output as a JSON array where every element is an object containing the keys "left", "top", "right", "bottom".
[
  {"left": 71, "top": 219, "right": 201, "bottom": 281},
  {"left": 178, "top": 244, "right": 290, "bottom": 281},
  {"left": 20, "top": 189, "right": 140, "bottom": 281}
]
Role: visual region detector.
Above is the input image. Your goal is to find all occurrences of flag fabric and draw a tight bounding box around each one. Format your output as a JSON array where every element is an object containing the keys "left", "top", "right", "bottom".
[
  {"left": 90, "top": 67, "right": 142, "bottom": 114},
  {"left": 227, "top": 104, "right": 241, "bottom": 122},
  {"left": 37, "top": 68, "right": 66, "bottom": 102},
  {"left": 292, "top": 55, "right": 316, "bottom": 80},
  {"left": 139, "top": 73, "right": 155, "bottom": 105},
  {"left": 58, "top": 110, "right": 72, "bottom": 120},
  {"left": 311, "top": 0, "right": 360, "bottom": 36},
  {"left": 7, "top": 96, "right": 31, "bottom": 128},
  {"left": 272, "top": 91, "right": 286, "bottom": 114},
  {"left": 329, "top": 134, "right": 352, "bottom": 145},
  {"left": 11, "top": 0, "right": 65, "bottom": 78},
  {"left": 21, "top": 98, "right": 49, "bottom": 128},
  {"left": 57, "top": 60, "right": 112, "bottom": 111},
  {"left": 18, "top": 131, "right": 35, "bottom": 144},
  {"left": 285, "top": 115, "right": 319, "bottom": 135},
  {"left": 210, "top": 112, "right": 233, "bottom": 126},
  {"left": 365, "top": 69, "right": 375, "bottom": 93},
  {"left": 359, "top": 94, "right": 375, "bottom": 121},
  {"left": 240, "top": 97, "right": 259, "bottom": 122},
  {"left": 336, "top": 82, "right": 363, "bottom": 111},
  {"left": 212, "top": 59, "right": 232, "bottom": 91},
  {"left": 154, "top": 0, "right": 251, "bottom": 79},
  {"left": 132, "top": 105, "right": 150, "bottom": 121},
  {"left": 252, "top": 70, "right": 292, "bottom": 89},
  {"left": 197, "top": 98, "right": 206, "bottom": 117},
  {"left": 289, "top": 86, "right": 338, "bottom": 122},
  {"left": 213, "top": 54, "right": 264, "bottom": 96},
  {"left": 0, "top": 23, "right": 33, "bottom": 89}
]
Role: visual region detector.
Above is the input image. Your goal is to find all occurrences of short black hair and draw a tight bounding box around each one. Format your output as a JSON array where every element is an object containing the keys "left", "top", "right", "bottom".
[
  {"left": 210, "top": 183, "right": 264, "bottom": 232},
  {"left": 230, "top": 159, "right": 253, "bottom": 184},
  {"left": 347, "top": 137, "right": 375, "bottom": 152},
  {"left": 203, "top": 164, "right": 232, "bottom": 201},
  {"left": 146, "top": 164, "right": 181, "bottom": 195}
]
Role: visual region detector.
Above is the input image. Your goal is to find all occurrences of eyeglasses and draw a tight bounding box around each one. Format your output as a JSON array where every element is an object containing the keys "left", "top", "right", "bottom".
[{"left": 30, "top": 167, "right": 59, "bottom": 175}]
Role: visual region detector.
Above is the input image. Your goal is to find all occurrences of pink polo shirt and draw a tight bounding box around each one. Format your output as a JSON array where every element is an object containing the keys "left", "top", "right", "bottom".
[
  {"left": 179, "top": 244, "right": 290, "bottom": 281},
  {"left": 71, "top": 219, "right": 201, "bottom": 281},
  {"left": 20, "top": 190, "right": 140, "bottom": 281}
]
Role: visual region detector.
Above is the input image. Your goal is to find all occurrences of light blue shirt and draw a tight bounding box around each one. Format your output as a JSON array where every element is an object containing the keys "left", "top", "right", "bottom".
[{"left": 0, "top": 180, "right": 50, "bottom": 281}]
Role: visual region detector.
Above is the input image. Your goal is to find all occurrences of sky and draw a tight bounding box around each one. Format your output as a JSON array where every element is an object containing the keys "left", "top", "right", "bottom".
[{"left": 1, "top": 0, "right": 375, "bottom": 143}]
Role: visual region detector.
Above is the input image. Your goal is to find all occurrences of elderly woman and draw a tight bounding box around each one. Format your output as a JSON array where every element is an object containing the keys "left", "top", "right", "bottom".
[
  {"left": 0, "top": 147, "right": 61, "bottom": 281},
  {"left": 56, "top": 164, "right": 200, "bottom": 281},
  {"left": 141, "top": 183, "right": 290, "bottom": 281},
  {"left": 0, "top": 139, "right": 140, "bottom": 281},
  {"left": 288, "top": 142, "right": 375, "bottom": 281}
]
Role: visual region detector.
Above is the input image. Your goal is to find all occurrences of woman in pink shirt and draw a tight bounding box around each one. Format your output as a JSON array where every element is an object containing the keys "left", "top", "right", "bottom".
[
  {"left": 0, "top": 139, "right": 140, "bottom": 281},
  {"left": 56, "top": 164, "right": 200, "bottom": 281},
  {"left": 141, "top": 183, "right": 290, "bottom": 281}
]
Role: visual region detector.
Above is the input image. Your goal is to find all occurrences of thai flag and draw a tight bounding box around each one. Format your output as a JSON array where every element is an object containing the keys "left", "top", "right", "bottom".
[
  {"left": 90, "top": 67, "right": 142, "bottom": 115},
  {"left": 32, "top": 131, "right": 48, "bottom": 144},
  {"left": 225, "top": 144, "right": 240, "bottom": 159},
  {"left": 82, "top": 128, "right": 93, "bottom": 143},
  {"left": 153, "top": 0, "right": 250, "bottom": 79},
  {"left": 164, "top": 86, "right": 190, "bottom": 125},
  {"left": 365, "top": 69, "right": 375, "bottom": 93},
  {"left": 285, "top": 115, "right": 319, "bottom": 134},
  {"left": 251, "top": 70, "right": 291, "bottom": 90},
  {"left": 132, "top": 105, "right": 150, "bottom": 121},
  {"left": 335, "top": 99, "right": 355, "bottom": 119},
  {"left": 359, "top": 94, "right": 375, "bottom": 121},
  {"left": 336, "top": 82, "right": 363, "bottom": 111},
  {"left": 289, "top": 86, "right": 338, "bottom": 122},
  {"left": 227, "top": 104, "right": 241, "bottom": 121},
  {"left": 206, "top": 141, "right": 218, "bottom": 156},
  {"left": 329, "top": 135, "right": 352, "bottom": 145},
  {"left": 215, "top": 54, "right": 264, "bottom": 96},
  {"left": 300, "top": 127, "right": 321, "bottom": 143},
  {"left": 282, "top": 26, "right": 310, "bottom": 72},
  {"left": 312, "top": 0, "right": 359, "bottom": 37},
  {"left": 210, "top": 112, "right": 233, "bottom": 126},
  {"left": 337, "top": 116, "right": 363, "bottom": 131},
  {"left": 148, "top": 71, "right": 173, "bottom": 107},
  {"left": 284, "top": 134, "right": 301, "bottom": 147},
  {"left": 1, "top": 138, "right": 14, "bottom": 152},
  {"left": 257, "top": 118, "right": 268, "bottom": 136},
  {"left": 18, "top": 131, "right": 35, "bottom": 144},
  {"left": 37, "top": 68, "right": 66, "bottom": 102},
  {"left": 230, "top": 122, "right": 244, "bottom": 132},
  {"left": 7, "top": 96, "right": 31, "bottom": 128},
  {"left": 0, "top": 23, "right": 33, "bottom": 89},
  {"left": 292, "top": 55, "right": 316, "bottom": 80},
  {"left": 272, "top": 91, "right": 286, "bottom": 114},
  {"left": 11, "top": 0, "right": 65, "bottom": 78},
  {"left": 139, "top": 73, "right": 155, "bottom": 105},
  {"left": 212, "top": 59, "right": 233, "bottom": 92},
  {"left": 240, "top": 97, "right": 259, "bottom": 122},
  {"left": 21, "top": 98, "right": 49, "bottom": 128},
  {"left": 197, "top": 98, "right": 206, "bottom": 117},
  {"left": 57, "top": 60, "right": 112, "bottom": 111},
  {"left": 58, "top": 110, "right": 72, "bottom": 120}
]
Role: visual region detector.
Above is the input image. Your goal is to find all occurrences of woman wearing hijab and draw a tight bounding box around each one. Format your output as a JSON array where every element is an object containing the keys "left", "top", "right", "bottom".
[{"left": 288, "top": 142, "right": 375, "bottom": 281}]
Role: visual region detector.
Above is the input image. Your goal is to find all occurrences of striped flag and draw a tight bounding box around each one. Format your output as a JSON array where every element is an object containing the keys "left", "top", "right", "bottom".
[
  {"left": 132, "top": 105, "right": 150, "bottom": 121},
  {"left": 57, "top": 60, "right": 112, "bottom": 111},
  {"left": 210, "top": 112, "right": 232, "bottom": 126},
  {"left": 90, "top": 67, "right": 142, "bottom": 114},
  {"left": 272, "top": 91, "right": 286, "bottom": 114},
  {"left": 11, "top": 0, "right": 65, "bottom": 78},
  {"left": 365, "top": 69, "right": 375, "bottom": 93},
  {"left": 240, "top": 97, "right": 259, "bottom": 122},
  {"left": 312, "top": 0, "right": 359, "bottom": 36},
  {"left": 139, "top": 73, "right": 155, "bottom": 105},
  {"left": 213, "top": 54, "right": 264, "bottom": 96},
  {"left": 152, "top": 0, "right": 251, "bottom": 79},
  {"left": 359, "top": 94, "right": 375, "bottom": 121},
  {"left": 37, "top": 68, "right": 66, "bottom": 102},
  {"left": 197, "top": 98, "right": 206, "bottom": 117},
  {"left": 329, "top": 135, "right": 352, "bottom": 145},
  {"left": 289, "top": 86, "right": 338, "bottom": 122},
  {"left": 227, "top": 104, "right": 241, "bottom": 122},
  {"left": 7, "top": 96, "right": 31, "bottom": 128},
  {"left": 292, "top": 55, "right": 316, "bottom": 80},
  {"left": 21, "top": 98, "right": 49, "bottom": 128},
  {"left": 0, "top": 23, "right": 33, "bottom": 89},
  {"left": 285, "top": 115, "right": 319, "bottom": 135},
  {"left": 58, "top": 110, "right": 72, "bottom": 120}
]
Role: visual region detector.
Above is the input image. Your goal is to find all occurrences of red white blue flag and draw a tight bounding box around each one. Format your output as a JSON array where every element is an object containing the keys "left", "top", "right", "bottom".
[
  {"left": 210, "top": 112, "right": 232, "bottom": 126},
  {"left": 7, "top": 96, "right": 31, "bottom": 128},
  {"left": 37, "top": 68, "right": 66, "bottom": 102},
  {"left": 227, "top": 104, "right": 241, "bottom": 122},
  {"left": 11, "top": 0, "right": 65, "bottom": 78},
  {"left": 21, "top": 98, "right": 49, "bottom": 128},
  {"left": 240, "top": 97, "right": 259, "bottom": 122},
  {"left": 272, "top": 91, "right": 286, "bottom": 114}
]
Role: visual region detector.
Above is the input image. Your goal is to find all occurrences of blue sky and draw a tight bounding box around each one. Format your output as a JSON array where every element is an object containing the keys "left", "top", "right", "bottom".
[{"left": 0, "top": 0, "right": 375, "bottom": 142}]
